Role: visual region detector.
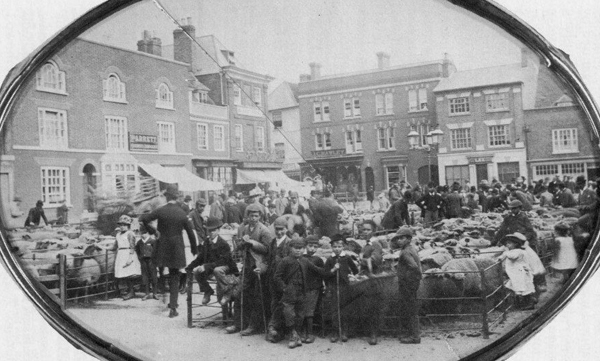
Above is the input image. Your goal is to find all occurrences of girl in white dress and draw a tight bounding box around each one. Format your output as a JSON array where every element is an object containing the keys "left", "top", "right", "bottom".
[
  {"left": 551, "top": 222, "right": 578, "bottom": 283},
  {"left": 113, "top": 215, "right": 141, "bottom": 300},
  {"left": 500, "top": 232, "right": 536, "bottom": 310}
]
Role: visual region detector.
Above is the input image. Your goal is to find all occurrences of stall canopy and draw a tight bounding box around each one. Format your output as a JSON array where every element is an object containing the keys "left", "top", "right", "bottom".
[
  {"left": 236, "top": 169, "right": 314, "bottom": 197},
  {"left": 138, "top": 163, "right": 223, "bottom": 192}
]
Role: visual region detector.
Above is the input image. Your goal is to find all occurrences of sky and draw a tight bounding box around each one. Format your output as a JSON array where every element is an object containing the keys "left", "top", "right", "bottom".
[{"left": 80, "top": 0, "right": 525, "bottom": 89}]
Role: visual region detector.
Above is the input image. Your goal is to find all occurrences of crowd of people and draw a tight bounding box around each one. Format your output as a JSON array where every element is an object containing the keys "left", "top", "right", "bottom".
[{"left": 106, "top": 173, "right": 598, "bottom": 348}]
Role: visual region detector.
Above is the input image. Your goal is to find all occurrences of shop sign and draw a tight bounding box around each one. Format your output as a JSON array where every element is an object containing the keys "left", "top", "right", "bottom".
[
  {"left": 468, "top": 155, "right": 493, "bottom": 164},
  {"left": 311, "top": 148, "right": 346, "bottom": 158},
  {"left": 129, "top": 133, "right": 158, "bottom": 152}
]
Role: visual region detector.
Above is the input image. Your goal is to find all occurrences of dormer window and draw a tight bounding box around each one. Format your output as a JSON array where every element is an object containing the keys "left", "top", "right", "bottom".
[
  {"left": 192, "top": 90, "right": 208, "bottom": 103},
  {"left": 36, "top": 61, "right": 66, "bottom": 94},
  {"left": 103, "top": 74, "right": 126, "bottom": 102},
  {"left": 156, "top": 83, "right": 174, "bottom": 109}
]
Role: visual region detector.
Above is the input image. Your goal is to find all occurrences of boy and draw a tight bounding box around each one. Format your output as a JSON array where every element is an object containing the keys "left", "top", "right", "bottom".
[
  {"left": 135, "top": 223, "right": 158, "bottom": 301},
  {"left": 267, "top": 216, "right": 293, "bottom": 343},
  {"left": 324, "top": 234, "right": 358, "bottom": 343},
  {"left": 301, "top": 235, "right": 325, "bottom": 343},
  {"left": 391, "top": 227, "right": 422, "bottom": 344}
]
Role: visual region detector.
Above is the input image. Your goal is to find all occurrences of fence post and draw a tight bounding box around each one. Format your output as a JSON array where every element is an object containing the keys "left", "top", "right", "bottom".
[
  {"left": 480, "top": 268, "right": 489, "bottom": 339},
  {"left": 104, "top": 250, "right": 109, "bottom": 300},
  {"left": 59, "top": 254, "right": 67, "bottom": 310},
  {"left": 187, "top": 269, "right": 193, "bottom": 328}
]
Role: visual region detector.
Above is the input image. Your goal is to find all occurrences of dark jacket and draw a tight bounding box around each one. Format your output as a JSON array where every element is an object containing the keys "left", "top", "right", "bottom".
[
  {"left": 416, "top": 192, "right": 445, "bottom": 212},
  {"left": 445, "top": 192, "right": 463, "bottom": 218},
  {"left": 224, "top": 202, "right": 243, "bottom": 224},
  {"left": 493, "top": 211, "right": 537, "bottom": 247},
  {"left": 324, "top": 253, "right": 358, "bottom": 287},
  {"left": 283, "top": 203, "right": 307, "bottom": 218},
  {"left": 397, "top": 244, "right": 422, "bottom": 287},
  {"left": 274, "top": 256, "right": 327, "bottom": 294},
  {"left": 304, "top": 254, "right": 325, "bottom": 291},
  {"left": 237, "top": 222, "right": 272, "bottom": 274},
  {"left": 188, "top": 209, "right": 207, "bottom": 243},
  {"left": 140, "top": 202, "right": 197, "bottom": 269},
  {"left": 269, "top": 236, "right": 292, "bottom": 276},
  {"left": 185, "top": 236, "right": 238, "bottom": 275},
  {"left": 24, "top": 206, "right": 48, "bottom": 226},
  {"left": 380, "top": 199, "right": 409, "bottom": 230},
  {"left": 135, "top": 235, "right": 157, "bottom": 259}
]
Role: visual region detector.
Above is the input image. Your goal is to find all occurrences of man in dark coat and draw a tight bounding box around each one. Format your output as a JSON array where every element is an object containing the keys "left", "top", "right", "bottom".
[
  {"left": 555, "top": 182, "right": 577, "bottom": 208},
  {"left": 24, "top": 200, "right": 49, "bottom": 227},
  {"left": 492, "top": 200, "right": 537, "bottom": 251},
  {"left": 380, "top": 195, "right": 409, "bottom": 230},
  {"left": 185, "top": 216, "right": 238, "bottom": 305},
  {"left": 140, "top": 185, "right": 197, "bottom": 318},
  {"left": 188, "top": 198, "right": 207, "bottom": 243},
  {"left": 445, "top": 186, "right": 463, "bottom": 219},
  {"left": 312, "top": 190, "right": 344, "bottom": 238},
  {"left": 224, "top": 198, "right": 243, "bottom": 225},
  {"left": 416, "top": 184, "right": 444, "bottom": 227}
]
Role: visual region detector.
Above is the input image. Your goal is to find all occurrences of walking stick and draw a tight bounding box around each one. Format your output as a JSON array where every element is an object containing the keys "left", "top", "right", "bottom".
[
  {"left": 336, "top": 260, "right": 342, "bottom": 342},
  {"left": 257, "top": 271, "right": 269, "bottom": 340},
  {"left": 240, "top": 248, "right": 247, "bottom": 338}
]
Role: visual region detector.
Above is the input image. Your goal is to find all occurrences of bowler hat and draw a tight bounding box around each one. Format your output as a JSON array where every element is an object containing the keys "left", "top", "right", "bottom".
[
  {"left": 205, "top": 216, "right": 223, "bottom": 230},
  {"left": 164, "top": 185, "right": 179, "bottom": 198},
  {"left": 184, "top": 195, "right": 192, "bottom": 202},
  {"left": 508, "top": 200, "right": 523, "bottom": 208},
  {"left": 36, "top": 200, "right": 44, "bottom": 207}
]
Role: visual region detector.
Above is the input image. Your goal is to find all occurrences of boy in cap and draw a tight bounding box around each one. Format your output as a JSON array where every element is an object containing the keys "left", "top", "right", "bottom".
[
  {"left": 185, "top": 216, "right": 238, "bottom": 305},
  {"left": 391, "top": 227, "right": 422, "bottom": 344},
  {"left": 135, "top": 223, "right": 159, "bottom": 300},
  {"left": 324, "top": 234, "right": 359, "bottom": 343},
  {"left": 301, "top": 235, "right": 325, "bottom": 343},
  {"left": 274, "top": 237, "right": 328, "bottom": 348}
]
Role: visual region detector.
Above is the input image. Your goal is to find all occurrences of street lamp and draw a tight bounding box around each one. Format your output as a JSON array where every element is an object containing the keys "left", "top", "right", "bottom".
[
  {"left": 426, "top": 128, "right": 444, "bottom": 184},
  {"left": 407, "top": 129, "right": 420, "bottom": 149}
]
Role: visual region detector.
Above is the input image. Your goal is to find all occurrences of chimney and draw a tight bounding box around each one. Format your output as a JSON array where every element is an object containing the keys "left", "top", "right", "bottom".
[
  {"left": 137, "top": 30, "right": 162, "bottom": 56},
  {"left": 442, "top": 52, "right": 455, "bottom": 78},
  {"left": 299, "top": 74, "right": 311, "bottom": 82},
  {"left": 309, "top": 62, "right": 321, "bottom": 80},
  {"left": 173, "top": 21, "right": 197, "bottom": 66},
  {"left": 376, "top": 52, "right": 390, "bottom": 69}
]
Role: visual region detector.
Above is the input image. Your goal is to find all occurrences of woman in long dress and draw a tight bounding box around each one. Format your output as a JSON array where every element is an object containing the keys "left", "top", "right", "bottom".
[{"left": 113, "top": 214, "right": 142, "bottom": 300}]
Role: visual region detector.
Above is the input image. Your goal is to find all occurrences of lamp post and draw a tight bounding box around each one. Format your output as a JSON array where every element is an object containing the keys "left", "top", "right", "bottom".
[{"left": 407, "top": 127, "right": 443, "bottom": 185}]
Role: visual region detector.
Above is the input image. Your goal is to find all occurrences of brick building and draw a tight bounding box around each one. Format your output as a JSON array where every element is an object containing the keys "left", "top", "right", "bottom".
[
  {"left": 1, "top": 36, "right": 200, "bottom": 221},
  {"left": 434, "top": 50, "right": 539, "bottom": 186},
  {"left": 298, "top": 53, "right": 455, "bottom": 194},
  {"left": 268, "top": 81, "right": 302, "bottom": 180}
]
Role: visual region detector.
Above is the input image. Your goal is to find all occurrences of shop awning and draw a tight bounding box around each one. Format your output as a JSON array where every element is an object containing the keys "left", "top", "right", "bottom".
[
  {"left": 138, "top": 163, "right": 223, "bottom": 192},
  {"left": 236, "top": 169, "right": 314, "bottom": 197}
]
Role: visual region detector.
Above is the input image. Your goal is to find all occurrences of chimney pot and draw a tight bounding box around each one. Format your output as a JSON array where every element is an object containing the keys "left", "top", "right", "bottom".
[
  {"left": 376, "top": 52, "right": 390, "bottom": 69},
  {"left": 309, "top": 62, "right": 321, "bottom": 80}
]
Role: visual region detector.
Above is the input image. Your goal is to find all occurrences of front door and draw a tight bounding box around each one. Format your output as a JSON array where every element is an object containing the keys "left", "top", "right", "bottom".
[{"left": 476, "top": 164, "right": 489, "bottom": 185}]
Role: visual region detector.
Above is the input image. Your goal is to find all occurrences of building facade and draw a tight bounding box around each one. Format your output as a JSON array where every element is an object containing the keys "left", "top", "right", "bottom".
[
  {"left": 298, "top": 53, "right": 455, "bottom": 194},
  {"left": 268, "top": 82, "right": 302, "bottom": 180},
  {"left": 1, "top": 37, "right": 201, "bottom": 221}
]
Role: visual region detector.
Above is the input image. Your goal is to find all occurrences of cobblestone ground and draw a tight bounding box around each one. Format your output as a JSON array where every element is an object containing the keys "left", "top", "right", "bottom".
[{"left": 67, "top": 276, "right": 561, "bottom": 361}]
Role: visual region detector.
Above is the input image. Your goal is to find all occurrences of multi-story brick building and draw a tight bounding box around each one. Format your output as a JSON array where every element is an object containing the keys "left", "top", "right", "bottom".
[
  {"left": 434, "top": 50, "right": 539, "bottom": 186},
  {"left": 167, "top": 24, "right": 281, "bottom": 190},
  {"left": 298, "top": 53, "right": 455, "bottom": 194},
  {"left": 268, "top": 81, "right": 302, "bottom": 180},
  {"left": 525, "top": 66, "right": 600, "bottom": 182},
  {"left": 1, "top": 36, "right": 202, "bottom": 221}
]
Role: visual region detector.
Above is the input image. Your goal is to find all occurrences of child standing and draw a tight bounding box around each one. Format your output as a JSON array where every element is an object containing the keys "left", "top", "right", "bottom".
[
  {"left": 500, "top": 232, "right": 536, "bottom": 310},
  {"left": 301, "top": 235, "right": 325, "bottom": 344},
  {"left": 135, "top": 224, "right": 158, "bottom": 300},
  {"left": 324, "top": 234, "right": 358, "bottom": 343},
  {"left": 392, "top": 227, "right": 422, "bottom": 344},
  {"left": 551, "top": 222, "right": 578, "bottom": 283},
  {"left": 113, "top": 215, "right": 141, "bottom": 300}
]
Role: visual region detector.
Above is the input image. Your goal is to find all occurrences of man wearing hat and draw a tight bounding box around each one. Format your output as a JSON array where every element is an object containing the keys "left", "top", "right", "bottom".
[
  {"left": 24, "top": 200, "right": 49, "bottom": 227},
  {"left": 188, "top": 199, "right": 208, "bottom": 244},
  {"left": 140, "top": 185, "right": 198, "bottom": 318},
  {"left": 266, "top": 216, "right": 293, "bottom": 342},
  {"left": 416, "top": 183, "right": 445, "bottom": 227},
  {"left": 226, "top": 203, "right": 273, "bottom": 335},
  {"left": 493, "top": 200, "right": 538, "bottom": 251},
  {"left": 185, "top": 216, "right": 238, "bottom": 306}
]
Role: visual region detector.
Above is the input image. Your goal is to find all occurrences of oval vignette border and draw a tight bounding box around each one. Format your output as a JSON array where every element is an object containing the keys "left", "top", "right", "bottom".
[{"left": 0, "top": 1, "right": 599, "bottom": 361}]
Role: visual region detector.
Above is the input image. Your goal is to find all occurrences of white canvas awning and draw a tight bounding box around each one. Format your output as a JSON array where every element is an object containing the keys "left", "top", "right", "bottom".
[
  {"left": 236, "top": 169, "right": 314, "bottom": 197},
  {"left": 138, "top": 164, "right": 223, "bottom": 192}
]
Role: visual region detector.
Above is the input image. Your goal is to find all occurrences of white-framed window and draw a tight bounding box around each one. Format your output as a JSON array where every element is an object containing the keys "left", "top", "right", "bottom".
[
  {"left": 535, "top": 164, "right": 559, "bottom": 176},
  {"left": 104, "top": 116, "right": 127, "bottom": 151},
  {"left": 535, "top": 163, "right": 585, "bottom": 178},
  {"left": 214, "top": 125, "right": 225, "bottom": 151},
  {"left": 315, "top": 133, "right": 331, "bottom": 150},
  {"left": 103, "top": 162, "right": 137, "bottom": 194},
  {"left": 103, "top": 73, "right": 126, "bottom": 102},
  {"left": 252, "top": 86, "right": 262, "bottom": 107},
  {"left": 191, "top": 90, "right": 208, "bottom": 103},
  {"left": 562, "top": 163, "right": 584, "bottom": 174},
  {"left": 552, "top": 128, "right": 578, "bottom": 154},
  {"left": 208, "top": 167, "right": 232, "bottom": 188},
  {"left": 445, "top": 165, "right": 470, "bottom": 187},
  {"left": 343, "top": 98, "right": 361, "bottom": 118},
  {"left": 385, "top": 166, "right": 401, "bottom": 189},
  {"left": 345, "top": 130, "right": 363, "bottom": 153},
  {"left": 451, "top": 128, "right": 472, "bottom": 150},
  {"left": 157, "top": 122, "right": 176, "bottom": 153},
  {"left": 156, "top": 83, "right": 174, "bottom": 109},
  {"left": 486, "top": 93, "right": 509, "bottom": 112},
  {"left": 449, "top": 97, "right": 470, "bottom": 115},
  {"left": 409, "top": 88, "right": 428, "bottom": 112},
  {"left": 313, "top": 101, "right": 330, "bottom": 122},
  {"left": 38, "top": 108, "right": 68, "bottom": 149},
  {"left": 234, "top": 124, "right": 244, "bottom": 151},
  {"left": 488, "top": 125, "right": 510, "bottom": 147},
  {"left": 376, "top": 92, "right": 394, "bottom": 115},
  {"left": 36, "top": 61, "right": 66, "bottom": 94},
  {"left": 41, "top": 167, "right": 70, "bottom": 206},
  {"left": 233, "top": 84, "right": 242, "bottom": 106},
  {"left": 255, "top": 126, "right": 265, "bottom": 152},
  {"left": 197, "top": 123, "right": 208, "bottom": 150},
  {"left": 418, "top": 124, "right": 430, "bottom": 147},
  {"left": 377, "top": 127, "right": 395, "bottom": 150}
]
